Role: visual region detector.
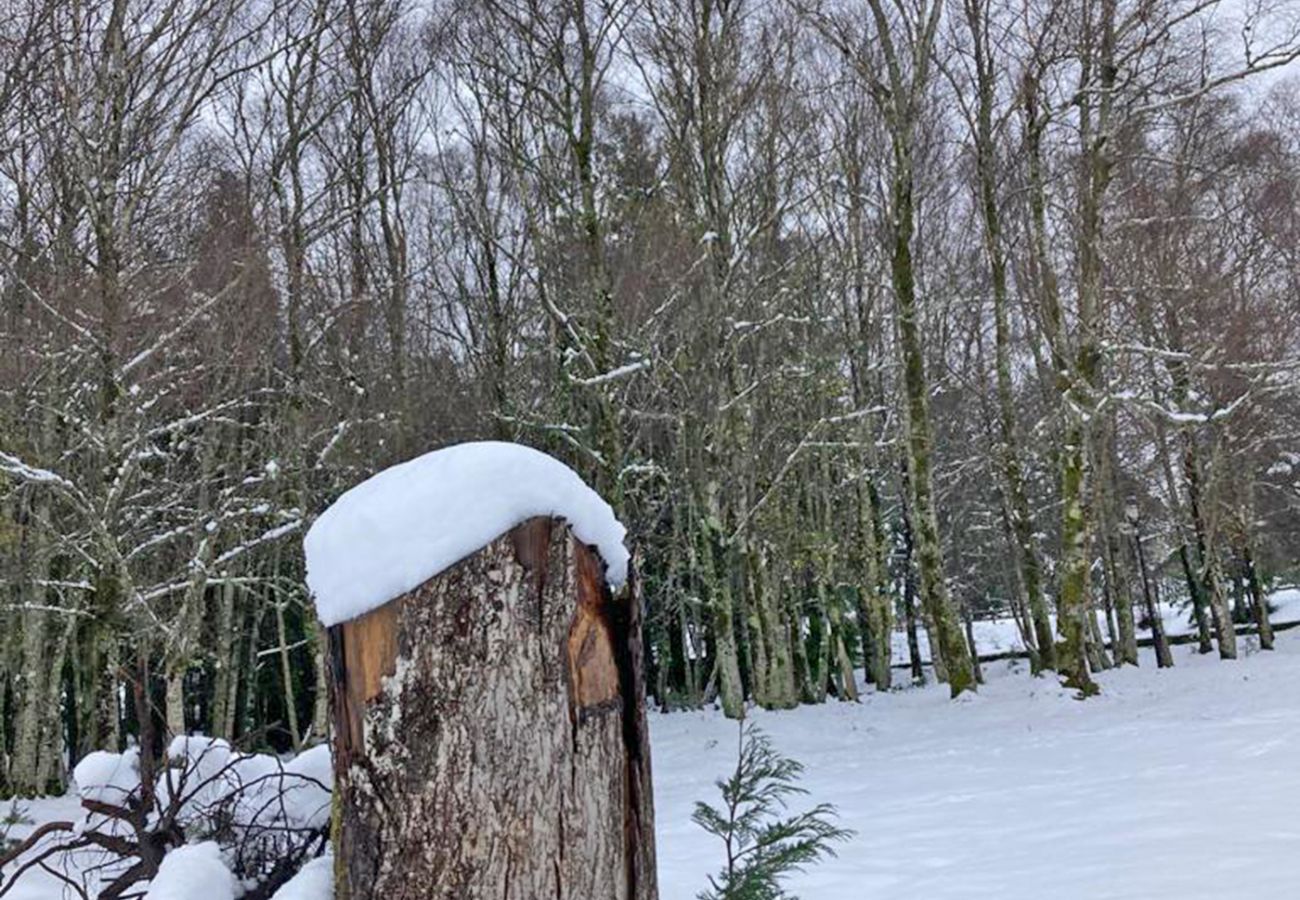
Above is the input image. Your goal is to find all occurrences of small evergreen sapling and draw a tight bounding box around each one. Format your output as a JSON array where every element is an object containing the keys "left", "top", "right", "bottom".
[
  {"left": 693, "top": 723, "right": 852, "bottom": 899},
  {"left": 1, "top": 801, "right": 32, "bottom": 854}
]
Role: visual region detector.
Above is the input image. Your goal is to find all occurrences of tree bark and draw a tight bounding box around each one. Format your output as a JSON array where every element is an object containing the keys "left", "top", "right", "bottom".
[
  {"left": 891, "top": 162, "right": 975, "bottom": 698},
  {"left": 962, "top": 0, "right": 1055, "bottom": 673},
  {"left": 1132, "top": 529, "right": 1173, "bottom": 668},
  {"left": 328, "top": 517, "right": 656, "bottom": 900},
  {"left": 1242, "top": 543, "right": 1274, "bottom": 651}
]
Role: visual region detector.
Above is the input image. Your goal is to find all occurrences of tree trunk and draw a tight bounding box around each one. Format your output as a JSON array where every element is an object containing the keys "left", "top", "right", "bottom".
[
  {"left": 1103, "top": 528, "right": 1139, "bottom": 667},
  {"left": 828, "top": 598, "right": 859, "bottom": 702},
  {"left": 11, "top": 606, "right": 49, "bottom": 796},
  {"left": 211, "top": 582, "right": 237, "bottom": 739},
  {"left": 702, "top": 526, "right": 744, "bottom": 720},
  {"left": 856, "top": 481, "right": 892, "bottom": 691},
  {"left": 1133, "top": 531, "right": 1173, "bottom": 668},
  {"left": 899, "top": 507, "right": 925, "bottom": 685},
  {"left": 808, "top": 587, "right": 832, "bottom": 704},
  {"left": 328, "top": 517, "right": 657, "bottom": 900},
  {"left": 1177, "top": 544, "right": 1214, "bottom": 653},
  {"left": 275, "top": 596, "right": 302, "bottom": 747},
  {"left": 1182, "top": 431, "right": 1236, "bottom": 660},
  {"left": 1242, "top": 543, "right": 1274, "bottom": 651},
  {"left": 891, "top": 163, "right": 974, "bottom": 697},
  {"left": 964, "top": 0, "right": 1055, "bottom": 673},
  {"left": 164, "top": 671, "right": 185, "bottom": 738},
  {"left": 962, "top": 606, "right": 984, "bottom": 686},
  {"left": 1057, "top": 424, "right": 1097, "bottom": 695},
  {"left": 748, "top": 548, "right": 795, "bottom": 709}
]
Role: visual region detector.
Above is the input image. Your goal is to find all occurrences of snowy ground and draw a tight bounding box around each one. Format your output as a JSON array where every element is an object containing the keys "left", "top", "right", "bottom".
[
  {"left": 654, "top": 627, "right": 1300, "bottom": 899},
  {"left": 5, "top": 593, "right": 1298, "bottom": 899}
]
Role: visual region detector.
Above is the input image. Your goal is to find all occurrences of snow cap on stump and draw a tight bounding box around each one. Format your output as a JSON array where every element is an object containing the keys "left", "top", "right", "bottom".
[{"left": 304, "top": 441, "right": 629, "bottom": 627}]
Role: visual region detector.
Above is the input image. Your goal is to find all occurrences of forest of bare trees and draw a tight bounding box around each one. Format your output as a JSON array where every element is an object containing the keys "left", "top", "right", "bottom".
[{"left": 2, "top": 0, "right": 1299, "bottom": 797}]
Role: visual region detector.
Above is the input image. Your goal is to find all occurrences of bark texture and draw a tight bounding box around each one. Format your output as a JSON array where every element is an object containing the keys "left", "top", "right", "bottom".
[{"left": 328, "top": 517, "right": 657, "bottom": 900}]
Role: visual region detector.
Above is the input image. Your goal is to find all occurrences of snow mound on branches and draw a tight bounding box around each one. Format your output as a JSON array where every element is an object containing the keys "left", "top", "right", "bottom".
[
  {"left": 282, "top": 745, "right": 333, "bottom": 829},
  {"left": 305, "top": 441, "right": 628, "bottom": 626},
  {"left": 73, "top": 748, "right": 140, "bottom": 804},
  {"left": 270, "top": 852, "right": 333, "bottom": 900},
  {"left": 144, "top": 841, "right": 237, "bottom": 900}
]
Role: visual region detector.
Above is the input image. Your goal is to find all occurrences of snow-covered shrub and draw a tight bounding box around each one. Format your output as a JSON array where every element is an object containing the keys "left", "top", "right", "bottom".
[{"left": 0, "top": 738, "right": 332, "bottom": 899}]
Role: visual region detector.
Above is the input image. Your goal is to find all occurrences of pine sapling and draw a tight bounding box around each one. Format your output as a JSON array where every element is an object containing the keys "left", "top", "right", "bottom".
[
  {"left": 1, "top": 801, "right": 32, "bottom": 853},
  {"left": 694, "top": 722, "right": 852, "bottom": 900}
]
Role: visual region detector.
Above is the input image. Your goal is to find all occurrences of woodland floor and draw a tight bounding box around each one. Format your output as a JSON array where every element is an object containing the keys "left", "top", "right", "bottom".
[{"left": 653, "top": 607, "right": 1300, "bottom": 899}]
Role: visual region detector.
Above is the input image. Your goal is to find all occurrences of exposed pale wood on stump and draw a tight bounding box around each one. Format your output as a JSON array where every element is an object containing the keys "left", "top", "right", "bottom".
[{"left": 328, "top": 517, "right": 656, "bottom": 900}]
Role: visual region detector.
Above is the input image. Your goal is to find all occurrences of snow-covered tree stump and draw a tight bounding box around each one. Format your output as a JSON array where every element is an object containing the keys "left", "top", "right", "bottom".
[{"left": 325, "top": 515, "right": 657, "bottom": 900}]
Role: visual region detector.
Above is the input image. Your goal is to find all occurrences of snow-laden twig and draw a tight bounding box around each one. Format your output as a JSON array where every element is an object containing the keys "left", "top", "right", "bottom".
[
  {"left": 1110, "top": 390, "right": 1254, "bottom": 427},
  {"left": 574, "top": 357, "right": 651, "bottom": 386},
  {"left": 212, "top": 520, "right": 304, "bottom": 568},
  {"left": 1105, "top": 342, "right": 1300, "bottom": 372},
  {"left": 0, "top": 451, "right": 78, "bottom": 490},
  {"left": 0, "top": 603, "right": 95, "bottom": 617},
  {"left": 122, "top": 279, "right": 246, "bottom": 376}
]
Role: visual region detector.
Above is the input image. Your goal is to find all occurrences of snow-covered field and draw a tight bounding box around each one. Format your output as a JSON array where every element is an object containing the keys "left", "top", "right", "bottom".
[
  {"left": 654, "top": 628, "right": 1300, "bottom": 899},
  {"left": 6, "top": 597, "right": 1298, "bottom": 899}
]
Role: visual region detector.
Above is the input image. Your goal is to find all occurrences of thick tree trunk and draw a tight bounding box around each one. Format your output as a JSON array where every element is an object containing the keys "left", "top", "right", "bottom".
[
  {"left": 704, "top": 545, "right": 744, "bottom": 719},
  {"left": 743, "top": 580, "right": 770, "bottom": 709},
  {"left": 328, "top": 517, "right": 656, "bottom": 900},
  {"left": 808, "top": 587, "right": 832, "bottom": 704},
  {"left": 747, "top": 548, "right": 796, "bottom": 709},
  {"left": 1175, "top": 544, "right": 1214, "bottom": 654},
  {"left": 828, "top": 598, "right": 859, "bottom": 701},
  {"left": 164, "top": 672, "right": 185, "bottom": 738},
  {"left": 10, "top": 607, "right": 49, "bottom": 795},
  {"left": 1103, "top": 532, "right": 1139, "bottom": 667}
]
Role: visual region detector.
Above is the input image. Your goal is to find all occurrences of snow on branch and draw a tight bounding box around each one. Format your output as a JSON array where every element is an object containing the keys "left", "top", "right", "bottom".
[
  {"left": 0, "top": 451, "right": 91, "bottom": 515},
  {"left": 1108, "top": 391, "right": 1254, "bottom": 427},
  {"left": 212, "top": 520, "right": 304, "bottom": 568},
  {"left": 574, "top": 357, "right": 651, "bottom": 386},
  {"left": 1105, "top": 342, "right": 1300, "bottom": 373},
  {"left": 122, "top": 271, "right": 249, "bottom": 377},
  {"left": 137, "top": 521, "right": 304, "bottom": 604},
  {"left": 0, "top": 450, "right": 78, "bottom": 490}
]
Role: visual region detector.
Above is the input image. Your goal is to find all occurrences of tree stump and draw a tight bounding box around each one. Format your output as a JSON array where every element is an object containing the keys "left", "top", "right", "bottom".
[{"left": 327, "top": 516, "right": 657, "bottom": 900}]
